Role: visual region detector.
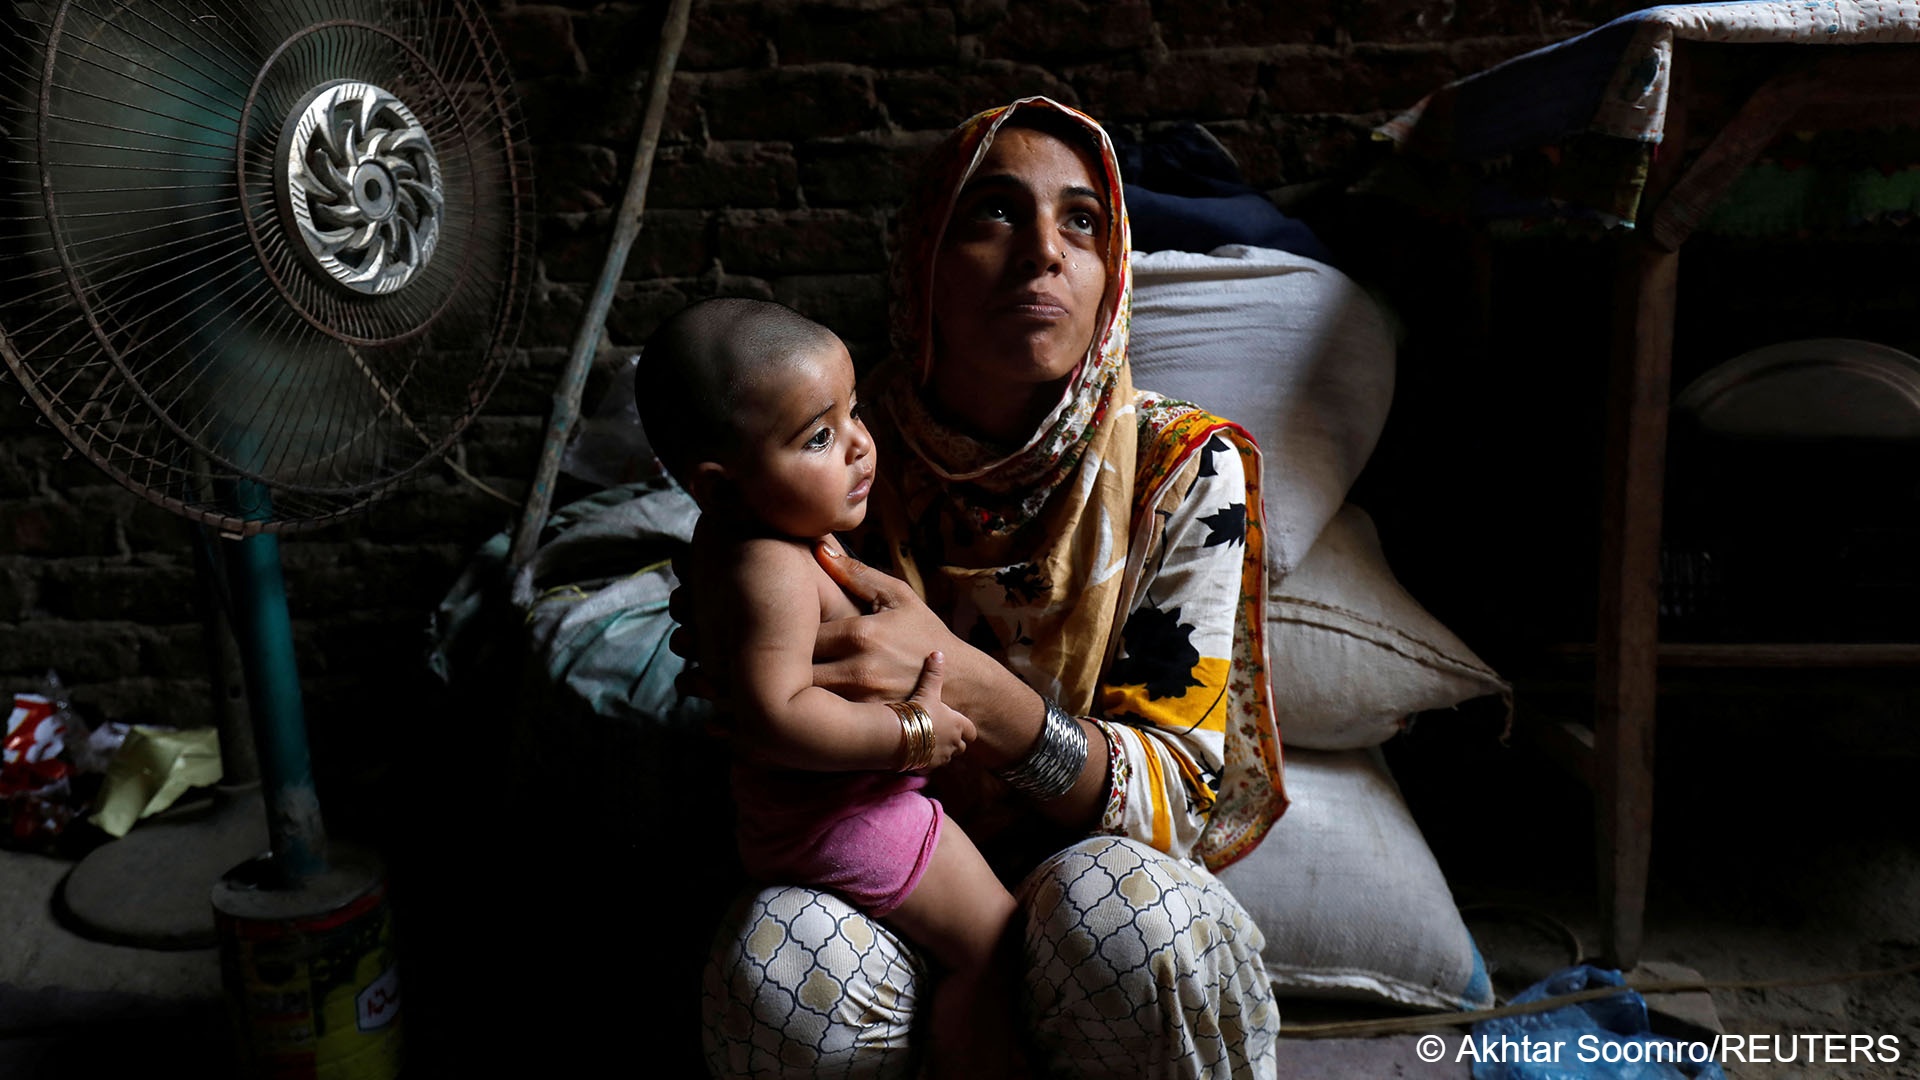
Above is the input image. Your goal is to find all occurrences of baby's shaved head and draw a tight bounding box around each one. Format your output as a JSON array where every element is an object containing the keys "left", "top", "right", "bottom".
[{"left": 638, "top": 297, "right": 842, "bottom": 484}]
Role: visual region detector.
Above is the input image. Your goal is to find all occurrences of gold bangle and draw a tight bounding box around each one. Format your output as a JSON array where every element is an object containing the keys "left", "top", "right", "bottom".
[
  {"left": 906, "top": 702, "right": 934, "bottom": 771},
  {"left": 888, "top": 701, "right": 936, "bottom": 772}
]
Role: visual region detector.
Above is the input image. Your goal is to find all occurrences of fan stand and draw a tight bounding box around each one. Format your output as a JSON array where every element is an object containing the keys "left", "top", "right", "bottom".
[
  {"left": 61, "top": 520, "right": 321, "bottom": 948},
  {"left": 59, "top": 785, "right": 268, "bottom": 949}
]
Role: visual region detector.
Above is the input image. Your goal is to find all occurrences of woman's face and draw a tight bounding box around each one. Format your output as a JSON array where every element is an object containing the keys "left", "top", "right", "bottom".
[{"left": 928, "top": 125, "right": 1110, "bottom": 443}]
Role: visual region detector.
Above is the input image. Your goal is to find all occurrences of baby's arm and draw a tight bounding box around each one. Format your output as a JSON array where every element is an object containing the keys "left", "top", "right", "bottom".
[{"left": 723, "top": 538, "right": 972, "bottom": 772}]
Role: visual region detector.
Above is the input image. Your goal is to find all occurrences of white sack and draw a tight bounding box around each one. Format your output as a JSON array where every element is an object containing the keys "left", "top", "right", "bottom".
[
  {"left": 1130, "top": 246, "right": 1397, "bottom": 576},
  {"left": 1218, "top": 746, "right": 1494, "bottom": 1012},
  {"left": 1270, "top": 504, "right": 1510, "bottom": 750}
]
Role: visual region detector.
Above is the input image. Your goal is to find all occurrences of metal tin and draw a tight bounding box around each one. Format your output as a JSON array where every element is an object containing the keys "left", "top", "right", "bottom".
[{"left": 213, "top": 846, "right": 402, "bottom": 1079}]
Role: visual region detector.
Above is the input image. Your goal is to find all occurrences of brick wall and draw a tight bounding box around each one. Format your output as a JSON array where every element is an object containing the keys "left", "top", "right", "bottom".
[{"left": 0, "top": 0, "right": 1648, "bottom": 805}]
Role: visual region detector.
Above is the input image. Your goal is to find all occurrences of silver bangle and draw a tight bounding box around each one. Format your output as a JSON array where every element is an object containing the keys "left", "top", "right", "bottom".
[{"left": 994, "top": 697, "right": 1087, "bottom": 801}]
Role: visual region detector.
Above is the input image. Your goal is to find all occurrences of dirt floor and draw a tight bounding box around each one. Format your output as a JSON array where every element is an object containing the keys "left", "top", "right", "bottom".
[{"left": 1385, "top": 681, "right": 1920, "bottom": 1080}]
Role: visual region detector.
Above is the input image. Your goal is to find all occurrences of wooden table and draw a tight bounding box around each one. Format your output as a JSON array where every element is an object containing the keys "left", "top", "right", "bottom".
[
  {"left": 1382, "top": 14, "right": 1920, "bottom": 968},
  {"left": 1577, "top": 43, "right": 1920, "bottom": 967}
]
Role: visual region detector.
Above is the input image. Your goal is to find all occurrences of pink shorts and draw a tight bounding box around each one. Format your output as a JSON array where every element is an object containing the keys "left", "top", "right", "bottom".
[{"left": 734, "top": 769, "right": 944, "bottom": 918}]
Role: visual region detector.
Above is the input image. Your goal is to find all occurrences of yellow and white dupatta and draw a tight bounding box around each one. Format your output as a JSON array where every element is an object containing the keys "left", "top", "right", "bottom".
[{"left": 868, "top": 97, "right": 1285, "bottom": 871}]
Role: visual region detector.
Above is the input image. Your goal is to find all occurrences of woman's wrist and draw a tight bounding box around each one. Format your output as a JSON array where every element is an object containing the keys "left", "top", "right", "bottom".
[
  {"left": 993, "top": 696, "right": 1087, "bottom": 801},
  {"left": 943, "top": 652, "right": 1046, "bottom": 763}
]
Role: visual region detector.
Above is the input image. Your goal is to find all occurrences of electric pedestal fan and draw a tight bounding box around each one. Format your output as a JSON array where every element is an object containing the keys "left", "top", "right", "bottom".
[{"left": 0, "top": 0, "right": 532, "bottom": 1064}]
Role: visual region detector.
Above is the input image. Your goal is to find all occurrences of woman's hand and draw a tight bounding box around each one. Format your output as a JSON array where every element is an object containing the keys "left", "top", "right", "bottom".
[
  {"left": 816, "top": 536, "right": 1108, "bottom": 829},
  {"left": 810, "top": 536, "right": 963, "bottom": 703},
  {"left": 813, "top": 536, "right": 1045, "bottom": 769}
]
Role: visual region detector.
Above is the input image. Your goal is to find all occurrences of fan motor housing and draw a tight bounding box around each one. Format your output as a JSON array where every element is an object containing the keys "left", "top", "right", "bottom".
[{"left": 276, "top": 80, "right": 445, "bottom": 297}]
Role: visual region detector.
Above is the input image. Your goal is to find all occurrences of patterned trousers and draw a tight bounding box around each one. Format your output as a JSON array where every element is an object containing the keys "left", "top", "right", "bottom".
[{"left": 700, "top": 836, "right": 1279, "bottom": 1079}]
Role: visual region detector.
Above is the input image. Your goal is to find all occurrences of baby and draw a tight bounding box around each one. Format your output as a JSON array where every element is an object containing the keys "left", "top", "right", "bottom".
[{"left": 639, "top": 297, "right": 1027, "bottom": 1079}]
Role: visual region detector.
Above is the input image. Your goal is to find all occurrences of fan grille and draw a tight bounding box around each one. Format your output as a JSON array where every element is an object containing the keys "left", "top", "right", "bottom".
[{"left": 0, "top": 0, "right": 533, "bottom": 534}]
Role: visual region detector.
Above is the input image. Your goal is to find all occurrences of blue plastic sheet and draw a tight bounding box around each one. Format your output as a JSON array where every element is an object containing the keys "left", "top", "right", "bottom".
[{"left": 1469, "top": 965, "right": 1727, "bottom": 1080}]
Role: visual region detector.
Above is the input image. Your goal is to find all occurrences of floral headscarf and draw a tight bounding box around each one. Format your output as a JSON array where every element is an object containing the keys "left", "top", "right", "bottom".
[
  {"left": 875, "top": 97, "right": 1132, "bottom": 529},
  {"left": 867, "top": 96, "right": 1138, "bottom": 711}
]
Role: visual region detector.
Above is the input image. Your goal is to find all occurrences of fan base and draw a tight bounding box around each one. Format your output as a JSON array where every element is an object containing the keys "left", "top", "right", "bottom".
[{"left": 59, "top": 784, "right": 270, "bottom": 950}]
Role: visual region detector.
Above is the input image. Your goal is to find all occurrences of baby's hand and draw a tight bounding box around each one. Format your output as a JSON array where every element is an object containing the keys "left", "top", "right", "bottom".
[{"left": 905, "top": 651, "right": 976, "bottom": 770}]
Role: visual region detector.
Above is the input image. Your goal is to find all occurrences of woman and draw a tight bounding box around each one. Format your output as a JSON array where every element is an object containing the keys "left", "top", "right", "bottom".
[{"left": 697, "top": 97, "right": 1288, "bottom": 1079}]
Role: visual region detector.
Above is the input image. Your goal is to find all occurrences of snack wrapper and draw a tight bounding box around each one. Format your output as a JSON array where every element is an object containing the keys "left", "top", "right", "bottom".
[
  {"left": 89, "top": 725, "right": 223, "bottom": 838},
  {"left": 1, "top": 685, "right": 85, "bottom": 847}
]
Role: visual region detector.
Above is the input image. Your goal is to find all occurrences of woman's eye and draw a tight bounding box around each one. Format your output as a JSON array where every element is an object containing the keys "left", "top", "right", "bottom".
[
  {"left": 1066, "top": 209, "right": 1099, "bottom": 235},
  {"left": 804, "top": 427, "right": 834, "bottom": 451},
  {"left": 970, "top": 198, "right": 1012, "bottom": 223}
]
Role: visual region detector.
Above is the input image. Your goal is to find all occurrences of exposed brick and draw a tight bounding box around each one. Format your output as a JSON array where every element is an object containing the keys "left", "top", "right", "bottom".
[
  {"left": 38, "top": 560, "right": 196, "bottom": 623},
  {"left": 534, "top": 143, "right": 621, "bottom": 214},
  {"left": 277, "top": 541, "right": 360, "bottom": 618},
  {"left": 878, "top": 62, "right": 1077, "bottom": 131},
  {"left": 486, "top": 365, "right": 566, "bottom": 418},
  {"left": 716, "top": 208, "right": 887, "bottom": 275},
  {"left": 1213, "top": 112, "right": 1389, "bottom": 190},
  {"left": 0, "top": 494, "right": 115, "bottom": 556},
  {"left": 359, "top": 438, "right": 538, "bottom": 536},
  {"left": 1337, "top": 0, "right": 1547, "bottom": 44},
  {"left": 29, "top": 439, "right": 112, "bottom": 497},
  {"left": 797, "top": 130, "right": 945, "bottom": 207},
  {"left": 701, "top": 65, "right": 880, "bottom": 140},
  {"left": 67, "top": 676, "right": 215, "bottom": 728},
  {"left": 1072, "top": 54, "right": 1260, "bottom": 122},
  {"left": 0, "top": 396, "right": 41, "bottom": 433},
  {"left": 777, "top": 5, "right": 959, "bottom": 67},
  {"left": 117, "top": 490, "right": 194, "bottom": 554},
  {"left": 543, "top": 208, "right": 714, "bottom": 282},
  {"left": 0, "top": 562, "right": 31, "bottom": 620},
  {"left": 953, "top": 0, "right": 1010, "bottom": 33},
  {"left": 650, "top": 141, "right": 799, "bottom": 209},
  {"left": 671, "top": 2, "right": 776, "bottom": 72},
  {"left": 577, "top": 355, "right": 639, "bottom": 426},
  {"left": 495, "top": 6, "right": 586, "bottom": 79},
  {"left": 513, "top": 347, "right": 576, "bottom": 391},
  {"left": 574, "top": 5, "right": 661, "bottom": 76},
  {"left": 771, "top": 273, "right": 890, "bottom": 344},
  {"left": 625, "top": 208, "right": 720, "bottom": 279},
  {"left": 603, "top": 280, "right": 698, "bottom": 348},
  {"left": 0, "top": 443, "right": 46, "bottom": 499},
  {"left": 1155, "top": 0, "right": 1342, "bottom": 48},
  {"left": 1262, "top": 44, "right": 1459, "bottom": 115},
  {"left": 515, "top": 71, "right": 700, "bottom": 147},
  {"left": 1448, "top": 34, "right": 1566, "bottom": 78},
  {"left": 712, "top": 274, "right": 779, "bottom": 302},
  {"left": 141, "top": 624, "right": 205, "bottom": 679},
  {"left": 278, "top": 541, "right": 465, "bottom": 618},
  {"left": 980, "top": 0, "right": 1154, "bottom": 61},
  {"left": 1542, "top": 0, "right": 1636, "bottom": 35},
  {"left": 0, "top": 620, "right": 146, "bottom": 683},
  {"left": 524, "top": 282, "right": 589, "bottom": 346}
]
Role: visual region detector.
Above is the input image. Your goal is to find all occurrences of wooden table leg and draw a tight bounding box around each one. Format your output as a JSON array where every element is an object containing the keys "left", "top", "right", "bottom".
[{"left": 1593, "top": 241, "right": 1677, "bottom": 970}]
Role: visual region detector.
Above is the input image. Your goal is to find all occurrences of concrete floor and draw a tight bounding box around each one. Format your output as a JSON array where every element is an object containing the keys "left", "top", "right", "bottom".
[{"left": 2, "top": 694, "right": 1915, "bottom": 1078}]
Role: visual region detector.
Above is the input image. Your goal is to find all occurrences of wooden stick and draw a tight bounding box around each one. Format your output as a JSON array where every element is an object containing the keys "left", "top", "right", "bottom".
[
  {"left": 509, "top": 0, "right": 694, "bottom": 569},
  {"left": 1279, "top": 958, "right": 1920, "bottom": 1040}
]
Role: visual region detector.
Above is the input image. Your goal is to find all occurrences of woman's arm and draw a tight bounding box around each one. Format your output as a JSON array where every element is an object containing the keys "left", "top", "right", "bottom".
[
  {"left": 813, "top": 537, "right": 1111, "bottom": 829},
  {"left": 1092, "top": 427, "right": 1279, "bottom": 863}
]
